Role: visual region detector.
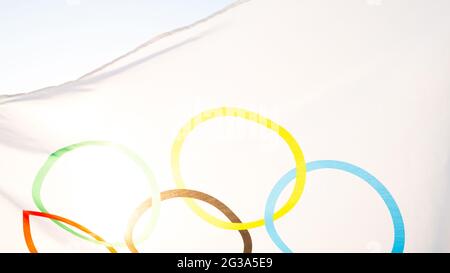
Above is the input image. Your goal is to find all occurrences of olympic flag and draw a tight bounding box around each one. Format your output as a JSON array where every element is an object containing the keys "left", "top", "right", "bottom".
[{"left": 1, "top": 0, "right": 449, "bottom": 252}]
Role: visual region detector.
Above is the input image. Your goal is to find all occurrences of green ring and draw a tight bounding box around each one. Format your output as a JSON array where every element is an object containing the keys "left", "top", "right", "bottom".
[{"left": 32, "top": 140, "right": 161, "bottom": 247}]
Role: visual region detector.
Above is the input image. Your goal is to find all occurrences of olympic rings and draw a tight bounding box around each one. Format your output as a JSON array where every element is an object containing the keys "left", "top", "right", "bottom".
[
  {"left": 264, "top": 160, "right": 405, "bottom": 253},
  {"left": 23, "top": 210, "right": 116, "bottom": 253},
  {"left": 171, "top": 107, "right": 307, "bottom": 230},
  {"left": 22, "top": 107, "right": 405, "bottom": 253},
  {"left": 31, "top": 141, "right": 161, "bottom": 247},
  {"left": 125, "top": 189, "right": 252, "bottom": 253}
]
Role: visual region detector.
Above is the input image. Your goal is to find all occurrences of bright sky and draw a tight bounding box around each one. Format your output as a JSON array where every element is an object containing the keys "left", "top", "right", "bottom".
[{"left": 0, "top": 0, "right": 234, "bottom": 95}]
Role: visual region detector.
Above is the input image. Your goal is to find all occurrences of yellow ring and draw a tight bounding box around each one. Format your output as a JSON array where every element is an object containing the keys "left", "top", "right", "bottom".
[{"left": 171, "top": 107, "right": 307, "bottom": 230}]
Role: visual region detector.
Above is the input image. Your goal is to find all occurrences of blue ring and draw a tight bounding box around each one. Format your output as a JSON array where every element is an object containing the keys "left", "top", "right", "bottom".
[{"left": 264, "top": 160, "right": 405, "bottom": 253}]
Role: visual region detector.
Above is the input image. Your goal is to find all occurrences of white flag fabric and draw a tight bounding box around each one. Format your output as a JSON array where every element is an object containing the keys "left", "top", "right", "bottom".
[{"left": 1, "top": 0, "right": 450, "bottom": 252}]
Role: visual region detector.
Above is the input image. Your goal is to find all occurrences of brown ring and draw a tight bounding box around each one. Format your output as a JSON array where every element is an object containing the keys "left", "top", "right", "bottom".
[{"left": 125, "top": 189, "right": 252, "bottom": 253}]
